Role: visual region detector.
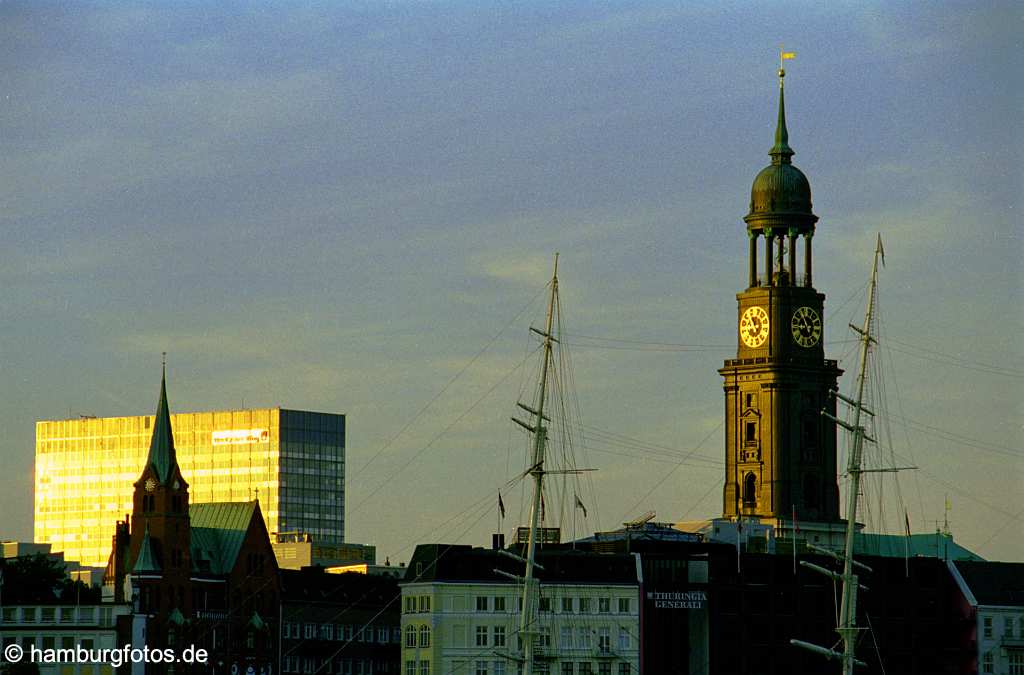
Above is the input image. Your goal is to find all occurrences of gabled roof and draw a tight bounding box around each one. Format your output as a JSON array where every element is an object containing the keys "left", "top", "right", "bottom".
[
  {"left": 953, "top": 560, "right": 1024, "bottom": 607},
  {"left": 142, "top": 370, "right": 180, "bottom": 485},
  {"left": 131, "top": 526, "right": 162, "bottom": 575},
  {"left": 189, "top": 501, "right": 258, "bottom": 576}
]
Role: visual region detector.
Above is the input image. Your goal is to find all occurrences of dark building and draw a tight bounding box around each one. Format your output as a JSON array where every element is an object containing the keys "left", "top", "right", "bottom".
[
  {"left": 719, "top": 67, "right": 842, "bottom": 524},
  {"left": 280, "top": 569, "right": 401, "bottom": 675},
  {"left": 580, "top": 525, "right": 975, "bottom": 674},
  {"left": 104, "top": 371, "right": 281, "bottom": 673}
]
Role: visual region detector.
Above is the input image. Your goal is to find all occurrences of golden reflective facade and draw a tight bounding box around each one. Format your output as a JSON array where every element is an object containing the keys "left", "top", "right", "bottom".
[{"left": 35, "top": 408, "right": 345, "bottom": 568}]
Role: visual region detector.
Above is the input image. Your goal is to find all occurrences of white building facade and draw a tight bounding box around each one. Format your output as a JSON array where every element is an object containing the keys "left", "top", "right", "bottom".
[{"left": 400, "top": 545, "right": 640, "bottom": 675}]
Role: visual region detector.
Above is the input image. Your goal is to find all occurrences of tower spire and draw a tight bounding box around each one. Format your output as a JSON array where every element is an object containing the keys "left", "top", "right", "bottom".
[
  {"left": 143, "top": 360, "right": 179, "bottom": 484},
  {"left": 770, "top": 49, "right": 796, "bottom": 164}
]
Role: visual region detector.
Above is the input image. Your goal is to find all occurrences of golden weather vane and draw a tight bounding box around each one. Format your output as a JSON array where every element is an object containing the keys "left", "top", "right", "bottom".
[{"left": 779, "top": 45, "right": 796, "bottom": 78}]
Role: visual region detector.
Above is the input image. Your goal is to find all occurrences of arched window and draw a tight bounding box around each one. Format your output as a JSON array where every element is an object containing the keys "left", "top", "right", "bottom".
[
  {"left": 804, "top": 474, "right": 819, "bottom": 509},
  {"left": 743, "top": 473, "right": 757, "bottom": 506},
  {"left": 419, "top": 625, "right": 430, "bottom": 647},
  {"left": 404, "top": 625, "right": 416, "bottom": 648}
]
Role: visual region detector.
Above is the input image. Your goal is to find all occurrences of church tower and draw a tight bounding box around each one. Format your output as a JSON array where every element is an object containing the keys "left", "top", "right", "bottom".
[
  {"left": 720, "top": 66, "right": 842, "bottom": 523},
  {"left": 127, "top": 365, "right": 192, "bottom": 617}
]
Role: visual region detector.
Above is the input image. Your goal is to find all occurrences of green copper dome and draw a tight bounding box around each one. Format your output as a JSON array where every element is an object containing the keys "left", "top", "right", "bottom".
[{"left": 744, "top": 72, "right": 817, "bottom": 233}]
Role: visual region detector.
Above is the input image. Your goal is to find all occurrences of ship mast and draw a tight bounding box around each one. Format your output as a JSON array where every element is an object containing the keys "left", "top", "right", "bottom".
[
  {"left": 792, "top": 235, "right": 885, "bottom": 672},
  {"left": 519, "top": 253, "right": 558, "bottom": 675}
]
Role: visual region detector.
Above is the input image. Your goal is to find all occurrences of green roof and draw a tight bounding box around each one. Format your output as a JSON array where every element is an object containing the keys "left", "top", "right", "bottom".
[
  {"left": 853, "top": 532, "right": 983, "bottom": 561},
  {"left": 189, "top": 501, "right": 259, "bottom": 575},
  {"left": 144, "top": 370, "right": 179, "bottom": 485},
  {"left": 131, "top": 525, "right": 162, "bottom": 575}
]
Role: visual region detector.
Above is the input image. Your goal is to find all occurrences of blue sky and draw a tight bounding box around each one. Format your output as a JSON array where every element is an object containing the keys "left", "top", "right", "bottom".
[{"left": 1, "top": 1, "right": 1020, "bottom": 562}]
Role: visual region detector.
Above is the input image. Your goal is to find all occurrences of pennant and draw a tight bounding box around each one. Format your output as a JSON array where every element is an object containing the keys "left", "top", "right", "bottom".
[
  {"left": 904, "top": 510, "right": 911, "bottom": 538},
  {"left": 781, "top": 51, "right": 796, "bottom": 60},
  {"left": 574, "top": 494, "right": 588, "bottom": 518},
  {"left": 498, "top": 492, "right": 506, "bottom": 519}
]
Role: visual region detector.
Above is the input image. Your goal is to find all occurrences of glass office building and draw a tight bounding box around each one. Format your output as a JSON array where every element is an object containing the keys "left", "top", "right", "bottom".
[{"left": 35, "top": 408, "right": 344, "bottom": 568}]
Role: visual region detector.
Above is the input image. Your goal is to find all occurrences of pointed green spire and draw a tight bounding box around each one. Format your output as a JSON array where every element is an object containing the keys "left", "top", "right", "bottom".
[
  {"left": 144, "top": 362, "right": 178, "bottom": 484},
  {"left": 131, "top": 524, "right": 162, "bottom": 575},
  {"left": 769, "top": 68, "right": 794, "bottom": 165}
]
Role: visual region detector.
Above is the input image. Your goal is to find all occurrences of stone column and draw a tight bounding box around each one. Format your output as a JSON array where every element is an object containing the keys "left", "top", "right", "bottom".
[
  {"left": 805, "top": 231, "right": 813, "bottom": 288},
  {"left": 749, "top": 231, "right": 758, "bottom": 287},
  {"left": 764, "top": 228, "right": 774, "bottom": 286},
  {"left": 788, "top": 228, "right": 798, "bottom": 287}
]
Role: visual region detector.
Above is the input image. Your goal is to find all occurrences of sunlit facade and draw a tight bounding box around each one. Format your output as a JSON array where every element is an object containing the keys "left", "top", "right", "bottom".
[{"left": 35, "top": 408, "right": 344, "bottom": 568}]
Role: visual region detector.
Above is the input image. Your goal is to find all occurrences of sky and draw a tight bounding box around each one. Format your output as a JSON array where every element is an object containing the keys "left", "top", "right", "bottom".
[{"left": 1, "top": 1, "right": 1021, "bottom": 564}]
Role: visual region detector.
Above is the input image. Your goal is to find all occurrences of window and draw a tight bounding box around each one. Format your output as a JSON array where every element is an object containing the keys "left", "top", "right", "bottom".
[
  {"left": 617, "top": 598, "right": 630, "bottom": 614},
  {"left": 419, "top": 625, "right": 430, "bottom": 648},
  {"left": 418, "top": 596, "right": 430, "bottom": 612},
  {"left": 578, "top": 664, "right": 593, "bottom": 675},
  {"left": 744, "top": 393, "right": 756, "bottom": 409},
  {"left": 561, "top": 664, "right": 574, "bottom": 675},
  {"left": 406, "top": 662, "right": 416, "bottom": 675},
  {"left": 744, "top": 422, "right": 757, "bottom": 445},
  {"left": 405, "top": 597, "right": 416, "bottom": 613},
  {"left": 562, "top": 597, "right": 574, "bottom": 613},
  {"left": 983, "top": 616, "right": 993, "bottom": 638},
  {"left": 477, "top": 597, "right": 489, "bottom": 612},
  {"left": 493, "top": 626, "right": 506, "bottom": 647},
  {"left": 561, "top": 626, "right": 573, "bottom": 649},
  {"left": 577, "top": 628, "right": 592, "bottom": 649},
  {"left": 493, "top": 662, "right": 505, "bottom": 675},
  {"left": 618, "top": 665, "right": 629, "bottom": 675},
  {"left": 476, "top": 626, "right": 489, "bottom": 646},
  {"left": 476, "top": 662, "right": 488, "bottom": 675},
  {"left": 378, "top": 627, "right": 388, "bottom": 643},
  {"left": 539, "top": 597, "right": 552, "bottom": 612},
  {"left": 405, "top": 626, "right": 416, "bottom": 648},
  {"left": 598, "top": 628, "right": 610, "bottom": 654},
  {"left": 419, "top": 661, "right": 429, "bottom": 675},
  {"left": 982, "top": 653, "right": 993, "bottom": 674},
  {"left": 322, "top": 624, "right": 334, "bottom": 640},
  {"left": 1010, "top": 651, "right": 1024, "bottom": 675},
  {"left": 598, "top": 664, "right": 611, "bottom": 675},
  {"left": 618, "top": 628, "right": 630, "bottom": 650},
  {"left": 743, "top": 473, "right": 757, "bottom": 506},
  {"left": 598, "top": 598, "right": 610, "bottom": 614},
  {"left": 40, "top": 608, "right": 55, "bottom": 623},
  {"left": 579, "top": 598, "right": 591, "bottom": 614},
  {"left": 538, "top": 627, "right": 551, "bottom": 648},
  {"left": 494, "top": 596, "right": 506, "bottom": 612},
  {"left": 1007, "top": 617, "right": 1016, "bottom": 637},
  {"left": 305, "top": 623, "right": 316, "bottom": 639}
]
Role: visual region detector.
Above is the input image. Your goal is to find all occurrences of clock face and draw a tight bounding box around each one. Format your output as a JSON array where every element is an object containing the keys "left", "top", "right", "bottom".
[
  {"left": 740, "top": 306, "right": 770, "bottom": 348},
  {"left": 145, "top": 477, "right": 157, "bottom": 492},
  {"left": 791, "top": 306, "right": 822, "bottom": 347}
]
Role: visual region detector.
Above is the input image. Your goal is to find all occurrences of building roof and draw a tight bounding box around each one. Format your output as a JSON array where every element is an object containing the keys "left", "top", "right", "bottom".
[
  {"left": 403, "top": 544, "right": 638, "bottom": 585},
  {"left": 853, "top": 532, "right": 983, "bottom": 561},
  {"left": 953, "top": 560, "right": 1024, "bottom": 607},
  {"left": 143, "top": 370, "right": 180, "bottom": 485},
  {"left": 189, "top": 501, "right": 259, "bottom": 575},
  {"left": 280, "top": 568, "right": 399, "bottom": 607}
]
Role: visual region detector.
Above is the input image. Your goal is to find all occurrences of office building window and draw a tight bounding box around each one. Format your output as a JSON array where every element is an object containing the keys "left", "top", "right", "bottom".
[
  {"left": 579, "top": 598, "right": 591, "bottom": 614},
  {"left": 562, "top": 597, "right": 573, "bottom": 613},
  {"left": 494, "top": 596, "right": 506, "bottom": 612},
  {"left": 477, "top": 597, "right": 489, "bottom": 611},
  {"left": 493, "top": 626, "right": 506, "bottom": 647},
  {"left": 617, "top": 598, "right": 630, "bottom": 614},
  {"left": 598, "top": 598, "right": 610, "bottom": 614},
  {"left": 476, "top": 626, "right": 489, "bottom": 647}
]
